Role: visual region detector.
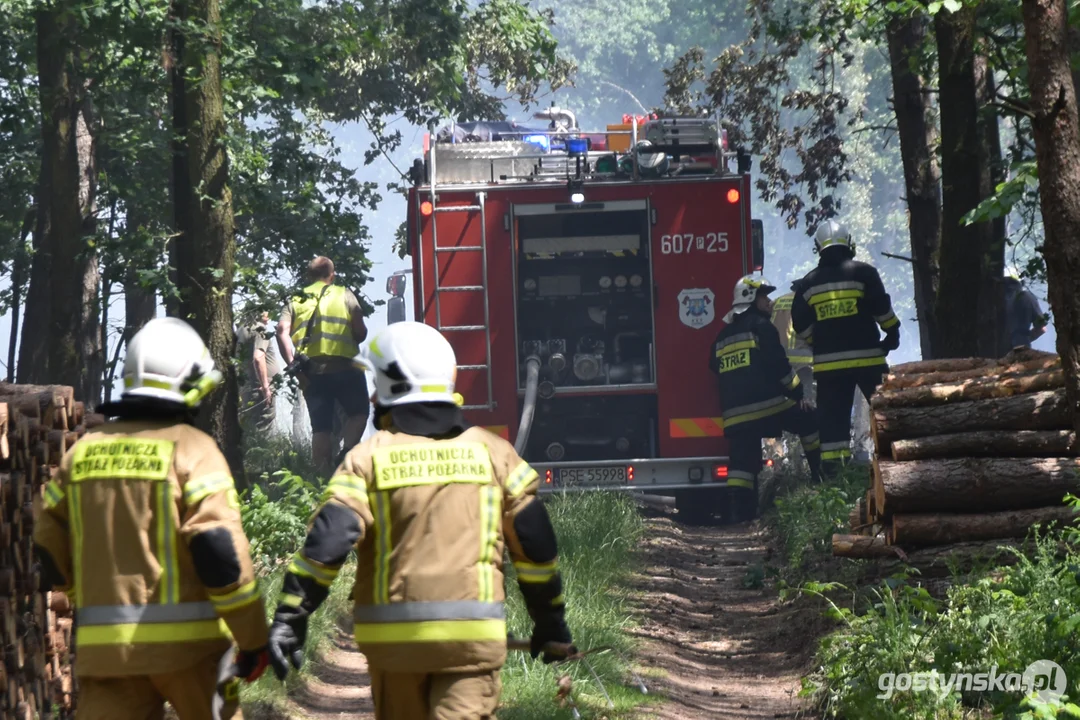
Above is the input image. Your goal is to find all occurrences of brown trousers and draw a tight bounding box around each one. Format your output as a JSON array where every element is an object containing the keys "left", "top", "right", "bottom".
[
  {"left": 370, "top": 667, "right": 501, "bottom": 720},
  {"left": 75, "top": 650, "right": 241, "bottom": 720}
]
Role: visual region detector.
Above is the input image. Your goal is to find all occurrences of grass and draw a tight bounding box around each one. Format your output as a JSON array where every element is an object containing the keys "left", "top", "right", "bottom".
[
  {"left": 241, "top": 560, "right": 357, "bottom": 715},
  {"left": 501, "top": 491, "right": 653, "bottom": 719},
  {"left": 797, "top": 524, "right": 1080, "bottom": 720},
  {"left": 239, "top": 481, "right": 651, "bottom": 719},
  {"left": 763, "top": 463, "right": 870, "bottom": 583}
]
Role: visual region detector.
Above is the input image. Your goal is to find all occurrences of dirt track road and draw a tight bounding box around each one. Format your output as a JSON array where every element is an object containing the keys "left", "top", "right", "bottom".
[
  {"left": 629, "top": 511, "right": 816, "bottom": 719},
  {"left": 272, "top": 509, "right": 816, "bottom": 720}
]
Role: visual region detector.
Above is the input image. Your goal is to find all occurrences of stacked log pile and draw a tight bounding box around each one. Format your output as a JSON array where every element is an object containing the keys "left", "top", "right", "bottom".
[
  {"left": 833, "top": 351, "right": 1080, "bottom": 562},
  {"left": 0, "top": 383, "right": 100, "bottom": 719}
]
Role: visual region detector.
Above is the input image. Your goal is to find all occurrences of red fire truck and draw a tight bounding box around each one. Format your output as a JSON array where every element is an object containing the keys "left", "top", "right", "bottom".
[{"left": 389, "top": 107, "right": 764, "bottom": 520}]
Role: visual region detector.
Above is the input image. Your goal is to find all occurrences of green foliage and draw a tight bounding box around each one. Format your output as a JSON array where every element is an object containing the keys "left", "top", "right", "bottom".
[
  {"left": 801, "top": 515, "right": 1080, "bottom": 720},
  {"left": 503, "top": 492, "right": 650, "bottom": 718},
  {"left": 240, "top": 469, "right": 321, "bottom": 571},
  {"left": 769, "top": 465, "right": 869, "bottom": 575}
]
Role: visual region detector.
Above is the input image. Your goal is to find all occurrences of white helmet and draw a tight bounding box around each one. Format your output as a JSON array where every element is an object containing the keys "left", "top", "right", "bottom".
[
  {"left": 122, "top": 318, "right": 222, "bottom": 407},
  {"left": 814, "top": 219, "right": 854, "bottom": 252},
  {"left": 722, "top": 275, "right": 777, "bottom": 324},
  {"left": 354, "top": 321, "right": 457, "bottom": 407}
]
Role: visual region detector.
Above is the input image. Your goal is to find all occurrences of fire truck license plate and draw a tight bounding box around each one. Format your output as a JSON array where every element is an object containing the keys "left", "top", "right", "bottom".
[{"left": 556, "top": 466, "right": 627, "bottom": 485}]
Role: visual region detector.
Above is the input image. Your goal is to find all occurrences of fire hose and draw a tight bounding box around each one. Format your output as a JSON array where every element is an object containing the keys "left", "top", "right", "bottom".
[
  {"left": 507, "top": 635, "right": 649, "bottom": 718},
  {"left": 514, "top": 356, "right": 542, "bottom": 455}
]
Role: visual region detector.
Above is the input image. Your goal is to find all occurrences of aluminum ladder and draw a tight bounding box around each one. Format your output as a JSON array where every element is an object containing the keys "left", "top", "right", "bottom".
[{"left": 428, "top": 147, "right": 494, "bottom": 411}]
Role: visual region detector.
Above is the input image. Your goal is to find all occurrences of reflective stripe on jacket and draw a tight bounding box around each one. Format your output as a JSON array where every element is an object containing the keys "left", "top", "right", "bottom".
[
  {"left": 790, "top": 254, "right": 899, "bottom": 374},
  {"left": 290, "top": 281, "right": 358, "bottom": 359},
  {"left": 289, "top": 426, "right": 557, "bottom": 673},
  {"left": 33, "top": 421, "right": 267, "bottom": 678},
  {"left": 709, "top": 307, "right": 803, "bottom": 430}
]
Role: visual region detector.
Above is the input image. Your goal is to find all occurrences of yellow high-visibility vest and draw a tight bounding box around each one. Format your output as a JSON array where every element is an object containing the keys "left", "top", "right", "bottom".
[{"left": 290, "top": 282, "right": 358, "bottom": 359}]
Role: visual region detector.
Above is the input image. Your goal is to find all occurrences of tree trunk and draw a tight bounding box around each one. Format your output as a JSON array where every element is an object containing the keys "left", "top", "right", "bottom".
[
  {"left": 933, "top": 7, "right": 996, "bottom": 358},
  {"left": 890, "top": 357, "right": 1000, "bottom": 375},
  {"left": 872, "top": 389, "right": 1070, "bottom": 448},
  {"left": 887, "top": 13, "right": 941, "bottom": 359},
  {"left": 882, "top": 356, "right": 1060, "bottom": 389},
  {"left": 72, "top": 95, "right": 103, "bottom": 408},
  {"left": 891, "top": 430, "right": 1076, "bottom": 461},
  {"left": 832, "top": 534, "right": 899, "bottom": 559},
  {"left": 975, "top": 51, "right": 1008, "bottom": 358},
  {"left": 869, "top": 539, "right": 1029, "bottom": 579},
  {"left": 888, "top": 506, "right": 1077, "bottom": 547},
  {"left": 170, "top": 0, "right": 244, "bottom": 486},
  {"left": 1022, "top": 0, "right": 1080, "bottom": 441},
  {"left": 123, "top": 208, "right": 159, "bottom": 341},
  {"left": 7, "top": 209, "right": 33, "bottom": 384},
  {"left": 23, "top": 11, "right": 102, "bottom": 406},
  {"left": 872, "top": 369, "right": 1064, "bottom": 409},
  {"left": 874, "top": 456, "right": 1080, "bottom": 515}
]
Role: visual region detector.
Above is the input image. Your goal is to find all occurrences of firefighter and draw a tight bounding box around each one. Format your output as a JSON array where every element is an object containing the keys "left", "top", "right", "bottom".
[
  {"left": 791, "top": 219, "right": 901, "bottom": 479},
  {"left": 276, "top": 256, "right": 370, "bottom": 477},
  {"left": 770, "top": 292, "right": 814, "bottom": 395},
  {"left": 32, "top": 318, "right": 269, "bottom": 720},
  {"left": 266, "top": 321, "right": 574, "bottom": 719},
  {"left": 711, "top": 276, "right": 823, "bottom": 523}
]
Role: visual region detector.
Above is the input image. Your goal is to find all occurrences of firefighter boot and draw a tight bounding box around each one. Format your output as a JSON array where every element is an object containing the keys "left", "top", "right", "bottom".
[{"left": 729, "top": 486, "right": 757, "bottom": 524}]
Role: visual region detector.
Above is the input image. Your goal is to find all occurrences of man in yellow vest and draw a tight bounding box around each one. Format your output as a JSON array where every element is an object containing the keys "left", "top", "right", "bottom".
[
  {"left": 276, "top": 256, "right": 370, "bottom": 476},
  {"left": 266, "top": 321, "right": 573, "bottom": 719},
  {"left": 33, "top": 318, "right": 269, "bottom": 720}
]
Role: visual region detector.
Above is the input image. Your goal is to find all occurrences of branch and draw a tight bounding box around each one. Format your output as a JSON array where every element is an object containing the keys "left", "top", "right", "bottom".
[
  {"left": 852, "top": 124, "right": 897, "bottom": 134},
  {"left": 356, "top": 109, "right": 409, "bottom": 182},
  {"left": 596, "top": 80, "right": 650, "bottom": 114},
  {"left": 993, "top": 92, "right": 1035, "bottom": 119},
  {"left": 881, "top": 251, "right": 913, "bottom": 263}
]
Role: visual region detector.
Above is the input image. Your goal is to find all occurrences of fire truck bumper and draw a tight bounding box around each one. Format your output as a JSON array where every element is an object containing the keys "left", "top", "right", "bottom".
[{"left": 532, "top": 456, "right": 731, "bottom": 495}]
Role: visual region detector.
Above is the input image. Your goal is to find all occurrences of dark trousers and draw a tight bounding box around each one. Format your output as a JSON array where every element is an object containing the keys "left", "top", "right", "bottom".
[
  {"left": 727, "top": 403, "right": 823, "bottom": 521},
  {"left": 816, "top": 366, "right": 885, "bottom": 479}
]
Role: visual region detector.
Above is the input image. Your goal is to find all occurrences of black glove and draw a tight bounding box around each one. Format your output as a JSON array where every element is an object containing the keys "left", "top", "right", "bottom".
[
  {"left": 268, "top": 617, "right": 308, "bottom": 680},
  {"left": 233, "top": 647, "right": 270, "bottom": 682},
  {"left": 530, "top": 613, "right": 574, "bottom": 664},
  {"left": 881, "top": 331, "right": 900, "bottom": 352}
]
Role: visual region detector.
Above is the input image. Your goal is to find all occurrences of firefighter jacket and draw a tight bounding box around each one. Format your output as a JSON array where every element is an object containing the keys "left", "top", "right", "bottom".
[
  {"left": 274, "top": 407, "right": 566, "bottom": 674},
  {"left": 709, "top": 306, "right": 803, "bottom": 431},
  {"left": 770, "top": 293, "right": 813, "bottom": 379},
  {"left": 290, "top": 281, "right": 360, "bottom": 360},
  {"left": 790, "top": 250, "right": 901, "bottom": 374},
  {"left": 33, "top": 419, "right": 268, "bottom": 678}
]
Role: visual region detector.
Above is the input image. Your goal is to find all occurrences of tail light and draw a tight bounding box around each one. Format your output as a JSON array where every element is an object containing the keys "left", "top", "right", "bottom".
[
  {"left": 545, "top": 469, "right": 552, "bottom": 484},
  {"left": 712, "top": 465, "right": 728, "bottom": 480},
  {"left": 627, "top": 465, "right": 635, "bottom": 482}
]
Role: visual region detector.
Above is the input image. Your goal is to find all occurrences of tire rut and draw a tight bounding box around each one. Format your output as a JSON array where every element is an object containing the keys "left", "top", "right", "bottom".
[{"left": 628, "top": 513, "right": 820, "bottom": 720}]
